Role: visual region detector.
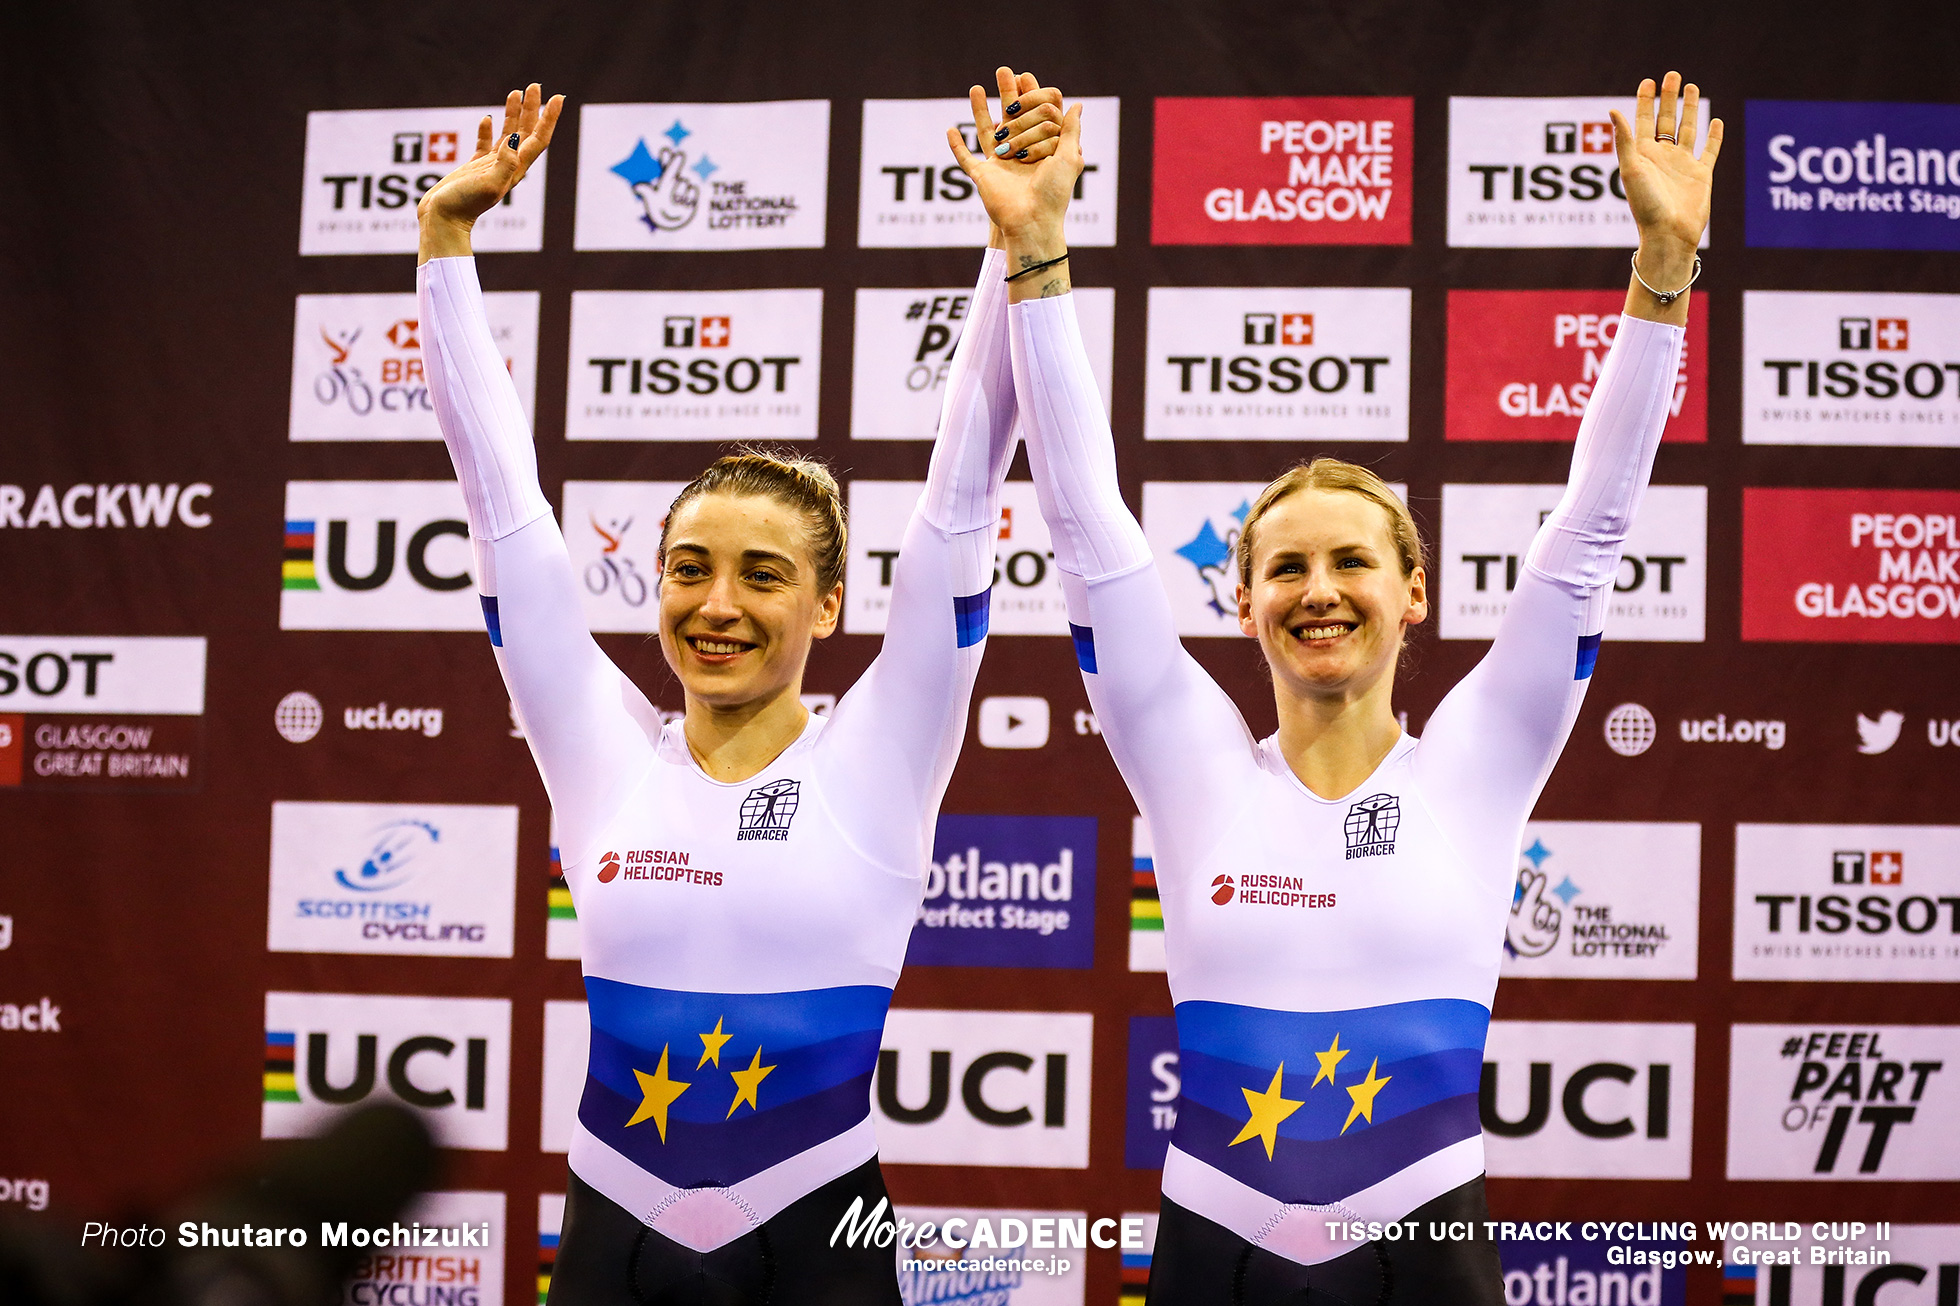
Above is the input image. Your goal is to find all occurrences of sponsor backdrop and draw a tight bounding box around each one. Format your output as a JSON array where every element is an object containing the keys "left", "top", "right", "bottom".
[{"left": 6, "top": 4, "right": 1959, "bottom": 1304}]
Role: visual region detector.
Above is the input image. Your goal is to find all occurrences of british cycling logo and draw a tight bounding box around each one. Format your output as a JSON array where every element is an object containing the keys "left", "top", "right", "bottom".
[
  {"left": 333, "top": 819, "right": 439, "bottom": 893},
  {"left": 1344, "top": 793, "right": 1400, "bottom": 859},
  {"left": 738, "top": 779, "right": 800, "bottom": 841},
  {"left": 609, "top": 120, "right": 799, "bottom": 235},
  {"left": 1175, "top": 500, "right": 1250, "bottom": 619}
]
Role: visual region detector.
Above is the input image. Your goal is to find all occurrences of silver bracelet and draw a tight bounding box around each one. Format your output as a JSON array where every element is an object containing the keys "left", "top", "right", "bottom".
[{"left": 1630, "top": 251, "right": 1701, "bottom": 305}]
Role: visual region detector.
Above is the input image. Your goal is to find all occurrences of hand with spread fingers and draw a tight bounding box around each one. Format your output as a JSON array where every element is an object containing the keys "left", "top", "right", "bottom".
[
  {"left": 948, "top": 66, "right": 1083, "bottom": 298},
  {"left": 1611, "top": 72, "right": 1722, "bottom": 324},
  {"left": 417, "top": 83, "right": 564, "bottom": 263}
]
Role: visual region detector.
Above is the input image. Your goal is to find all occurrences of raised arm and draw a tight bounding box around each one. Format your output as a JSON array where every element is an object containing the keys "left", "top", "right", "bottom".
[
  {"left": 416, "top": 86, "right": 659, "bottom": 862},
  {"left": 952, "top": 73, "right": 1258, "bottom": 867},
  {"left": 1418, "top": 74, "right": 1720, "bottom": 865}
]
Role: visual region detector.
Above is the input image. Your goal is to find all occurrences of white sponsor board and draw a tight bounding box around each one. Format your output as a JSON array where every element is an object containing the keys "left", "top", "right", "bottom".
[
  {"left": 1141, "top": 481, "right": 1409, "bottom": 637},
  {"left": 1501, "top": 821, "right": 1700, "bottom": 980},
  {"left": 280, "top": 482, "right": 478, "bottom": 631},
  {"left": 1733, "top": 824, "right": 1960, "bottom": 981},
  {"left": 300, "top": 108, "right": 546, "bottom": 255},
  {"left": 560, "top": 482, "right": 686, "bottom": 633},
  {"left": 573, "top": 101, "right": 830, "bottom": 251},
  {"left": 1131, "top": 815, "right": 1165, "bottom": 973},
  {"left": 1439, "top": 483, "right": 1707, "bottom": 641},
  {"left": 844, "top": 482, "right": 1068, "bottom": 636},
  {"left": 565, "top": 290, "right": 823, "bottom": 441},
  {"left": 1723, "top": 1224, "right": 1960, "bottom": 1305},
  {"left": 895, "top": 1205, "right": 1089, "bottom": 1304},
  {"left": 540, "top": 1000, "right": 589, "bottom": 1154},
  {"left": 876, "top": 1009, "right": 1092, "bottom": 1168},
  {"left": 1743, "top": 290, "right": 1960, "bottom": 446},
  {"left": 263, "top": 992, "right": 510, "bottom": 1150},
  {"left": 266, "top": 801, "right": 517, "bottom": 958},
  {"left": 857, "top": 97, "right": 1120, "bottom": 248},
  {"left": 1482, "top": 1021, "right": 1695, "bottom": 1178},
  {"left": 849, "top": 287, "right": 1115, "bottom": 440},
  {"left": 1728, "top": 1024, "right": 1960, "bottom": 1180},
  {"left": 342, "top": 1190, "right": 505, "bottom": 1306},
  {"left": 1446, "top": 96, "right": 1712, "bottom": 248},
  {"left": 1143, "top": 287, "right": 1411, "bottom": 441},
  {"left": 0, "top": 637, "right": 206, "bottom": 714},
  {"left": 290, "top": 292, "right": 538, "bottom": 442}
]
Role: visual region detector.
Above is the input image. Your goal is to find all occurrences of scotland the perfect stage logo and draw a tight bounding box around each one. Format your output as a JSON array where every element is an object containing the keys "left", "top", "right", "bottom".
[{"left": 1748, "top": 100, "right": 1960, "bottom": 250}]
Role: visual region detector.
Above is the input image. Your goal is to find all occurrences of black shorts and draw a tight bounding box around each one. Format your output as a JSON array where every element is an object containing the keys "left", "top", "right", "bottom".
[
  {"left": 546, "top": 1159, "right": 902, "bottom": 1306},
  {"left": 1145, "top": 1175, "right": 1505, "bottom": 1306}
]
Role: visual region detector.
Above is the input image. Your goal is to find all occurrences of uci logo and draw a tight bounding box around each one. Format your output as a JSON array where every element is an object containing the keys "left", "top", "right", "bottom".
[
  {"left": 596, "top": 851, "right": 622, "bottom": 883},
  {"left": 287, "top": 1030, "right": 488, "bottom": 1111},
  {"left": 876, "top": 1048, "right": 1069, "bottom": 1130},
  {"left": 283, "top": 518, "right": 470, "bottom": 593},
  {"left": 1211, "top": 875, "right": 1236, "bottom": 905}
]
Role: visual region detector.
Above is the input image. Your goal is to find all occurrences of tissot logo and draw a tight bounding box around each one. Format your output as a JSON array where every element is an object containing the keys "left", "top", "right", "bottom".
[
  {"left": 843, "top": 482, "right": 1068, "bottom": 635},
  {"left": 1343, "top": 793, "right": 1400, "bottom": 860},
  {"left": 279, "top": 482, "right": 477, "bottom": 631},
  {"left": 1482, "top": 1022, "right": 1695, "bottom": 1178},
  {"left": 847, "top": 287, "right": 1114, "bottom": 440},
  {"left": 857, "top": 97, "right": 1120, "bottom": 248},
  {"left": 573, "top": 101, "right": 830, "bottom": 251},
  {"left": 300, "top": 108, "right": 544, "bottom": 255},
  {"left": 1747, "top": 100, "right": 1960, "bottom": 251},
  {"left": 566, "top": 289, "right": 822, "bottom": 441},
  {"left": 1144, "top": 288, "right": 1410, "bottom": 441},
  {"left": 1743, "top": 291, "right": 1960, "bottom": 447},
  {"left": 262, "top": 992, "right": 511, "bottom": 1150},
  {"left": 1727, "top": 1024, "right": 1960, "bottom": 1180},
  {"left": 1447, "top": 95, "right": 1712, "bottom": 248},
  {"left": 1734, "top": 824, "right": 1960, "bottom": 982},
  {"left": 737, "top": 779, "right": 799, "bottom": 841},
  {"left": 0, "top": 638, "right": 205, "bottom": 715},
  {"left": 290, "top": 292, "right": 538, "bottom": 442},
  {"left": 874, "top": 1009, "right": 1092, "bottom": 1168}
]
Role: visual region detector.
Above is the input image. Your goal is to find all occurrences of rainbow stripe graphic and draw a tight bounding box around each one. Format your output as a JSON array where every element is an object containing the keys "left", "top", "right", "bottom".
[
  {"left": 536, "top": 1228, "right": 558, "bottom": 1305},
  {"left": 1721, "top": 1262, "right": 1758, "bottom": 1304},
  {"left": 282, "top": 521, "right": 320, "bottom": 591},
  {"left": 1120, "top": 1246, "right": 1151, "bottom": 1304},
  {"left": 548, "top": 842, "right": 575, "bottom": 922},
  {"left": 263, "top": 1029, "right": 299, "bottom": 1103},
  {"left": 1130, "top": 853, "right": 1161, "bottom": 935}
]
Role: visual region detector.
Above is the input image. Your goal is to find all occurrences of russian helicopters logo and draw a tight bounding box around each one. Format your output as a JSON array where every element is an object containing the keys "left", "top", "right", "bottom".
[
  {"left": 1344, "top": 794, "right": 1400, "bottom": 859},
  {"left": 574, "top": 101, "right": 829, "bottom": 251},
  {"left": 737, "top": 780, "right": 799, "bottom": 842},
  {"left": 1211, "top": 875, "right": 1236, "bottom": 905}
]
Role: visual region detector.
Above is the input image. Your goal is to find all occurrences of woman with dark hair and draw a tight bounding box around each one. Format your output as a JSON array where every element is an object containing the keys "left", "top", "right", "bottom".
[
  {"left": 957, "top": 72, "right": 1719, "bottom": 1304},
  {"left": 415, "top": 79, "right": 1061, "bottom": 1304}
]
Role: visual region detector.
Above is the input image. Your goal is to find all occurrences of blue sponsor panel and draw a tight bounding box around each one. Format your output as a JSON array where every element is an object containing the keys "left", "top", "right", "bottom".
[
  {"left": 1125, "top": 1016, "right": 1180, "bottom": 1169},
  {"left": 1499, "top": 1230, "right": 1689, "bottom": 1306},
  {"left": 1748, "top": 100, "right": 1960, "bottom": 250},
  {"left": 905, "top": 815, "right": 1097, "bottom": 969}
]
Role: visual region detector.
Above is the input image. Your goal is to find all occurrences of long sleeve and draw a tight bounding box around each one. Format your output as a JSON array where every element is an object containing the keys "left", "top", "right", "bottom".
[
  {"left": 1009, "top": 295, "right": 1260, "bottom": 873},
  {"left": 419, "top": 257, "right": 658, "bottom": 863},
  {"left": 1415, "top": 314, "right": 1685, "bottom": 873},
  {"left": 814, "top": 249, "right": 1020, "bottom": 872}
]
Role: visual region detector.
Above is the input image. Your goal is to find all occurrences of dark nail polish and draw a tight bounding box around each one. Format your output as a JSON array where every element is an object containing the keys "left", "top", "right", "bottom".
[
  {"left": 1005, "top": 100, "right": 1021, "bottom": 116},
  {"left": 994, "top": 126, "right": 1008, "bottom": 142},
  {"left": 507, "top": 134, "right": 520, "bottom": 149},
  {"left": 1015, "top": 148, "right": 1029, "bottom": 160}
]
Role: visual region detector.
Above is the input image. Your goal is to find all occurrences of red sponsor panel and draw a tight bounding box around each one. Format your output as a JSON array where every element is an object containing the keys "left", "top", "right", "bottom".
[
  {"left": 1742, "top": 488, "right": 1960, "bottom": 643},
  {"left": 1445, "top": 291, "right": 1707, "bottom": 442},
  {"left": 1152, "top": 97, "right": 1413, "bottom": 245},
  {"left": 0, "top": 713, "right": 21, "bottom": 786}
]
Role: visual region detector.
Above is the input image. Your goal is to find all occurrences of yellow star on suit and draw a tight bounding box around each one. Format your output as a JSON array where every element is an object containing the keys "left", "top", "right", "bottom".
[
  {"left": 626, "top": 1045, "right": 690, "bottom": 1142},
  {"left": 1311, "top": 1033, "right": 1349, "bottom": 1088},
  {"left": 697, "top": 1016, "right": 732, "bottom": 1068},
  {"left": 1229, "top": 1063, "right": 1305, "bottom": 1161},
  {"left": 726, "top": 1047, "right": 778, "bottom": 1118},
  {"left": 1341, "top": 1058, "right": 1392, "bottom": 1135}
]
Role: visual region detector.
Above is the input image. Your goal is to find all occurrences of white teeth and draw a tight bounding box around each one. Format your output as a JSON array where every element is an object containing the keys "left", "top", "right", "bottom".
[
  {"left": 1302, "top": 625, "right": 1347, "bottom": 642},
  {"left": 694, "top": 640, "right": 746, "bottom": 654}
]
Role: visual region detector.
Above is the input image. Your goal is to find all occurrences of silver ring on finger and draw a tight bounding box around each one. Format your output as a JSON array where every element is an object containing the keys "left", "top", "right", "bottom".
[{"left": 1656, "top": 132, "right": 1678, "bottom": 143}]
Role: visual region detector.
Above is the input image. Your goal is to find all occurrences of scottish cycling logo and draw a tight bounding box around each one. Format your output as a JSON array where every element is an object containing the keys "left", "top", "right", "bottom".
[
  {"left": 332, "top": 819, "right": 439, "bottom": 893},
  {"left": 738, "top": 780, "right": 800, "bottom": 842},
  {"left": 1747, "top": 100, "right": 1960, "bottom": 250},
  {"left": 1143, "top": 287, "right": 1409, "bottom": 440},
  {"left": 1343, "top": 794, "right": 1400, "bottom": 860},
  {"left": 1741, "top": 290, "right": 1960, "bottom": 447},
  {"left": 573, "top": 101, "right": 829, "bottom": 251}
]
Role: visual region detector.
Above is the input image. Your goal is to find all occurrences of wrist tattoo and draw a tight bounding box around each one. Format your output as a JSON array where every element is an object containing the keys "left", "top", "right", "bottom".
[{"left": 1038, "top": 277, "right": 1070, "bottom": 298}]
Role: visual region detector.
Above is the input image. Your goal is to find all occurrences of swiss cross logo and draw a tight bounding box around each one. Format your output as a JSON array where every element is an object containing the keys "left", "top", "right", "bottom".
[
  {"left": 1876, "top": 318, "right": 1909, "bottom": 351},
  {"left": 997, "top": 505, "right": 1015, "bottom": 540},
  {"left": 1281, "top": 313, "right": 1314, "bottom": 345},
  {"left": 386, "top": 319, "right": 420, "bottom": 350},
  {"left": 1871, "top": 851, "right": 1904, "bottom": 884},
  {"left": 1243, "top": 312, "right": 1313, "bottom": 346},
  {"left": 660, "top": 316, "right": 732, "bottom": 349},
  {"left": 1580, "top": 122, "right": 1614, "bottom": 153},
  {"left": 699, "top": 316, "right": 731, "bottom": 348},
  {"left": 390, "top": 130, "right": 458, "bottom": 166}
]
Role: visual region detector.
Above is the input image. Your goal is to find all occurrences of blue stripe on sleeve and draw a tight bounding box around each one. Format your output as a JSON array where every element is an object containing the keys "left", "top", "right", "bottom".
[
  {"left": 1069, "top": 623, "right": 1098, "bottom": 674},
  {"left": 481, "top": 596, "right": 503, "bottom": 647},
  {"left": 1574, "top": 631, "right": 1602, "bottom": 680},
  {"left": 953, "top": 588, "right": 991, "bottom": 648}
]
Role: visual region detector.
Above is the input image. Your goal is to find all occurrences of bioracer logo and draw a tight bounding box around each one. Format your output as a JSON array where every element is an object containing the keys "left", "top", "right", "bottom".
[
  {"left": 1344, "top": 794, "right": 1400, "bottom": 860},
  {"left": 737, "top": 780, "right": 799, "bottom": 842}
]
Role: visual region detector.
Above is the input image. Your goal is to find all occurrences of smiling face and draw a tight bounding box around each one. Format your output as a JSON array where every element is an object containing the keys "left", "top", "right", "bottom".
[
  {"left": 657, "top": 492, "right": 841, "bottom": 711},
  {"left": 1237, "top": 488, "right": 1428, "bottom": 702}
]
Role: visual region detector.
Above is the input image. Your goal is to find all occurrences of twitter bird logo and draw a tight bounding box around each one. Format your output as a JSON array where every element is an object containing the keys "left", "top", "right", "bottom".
[{"left": 1857, "top": 711, "right": 1904, "bottom": 755}]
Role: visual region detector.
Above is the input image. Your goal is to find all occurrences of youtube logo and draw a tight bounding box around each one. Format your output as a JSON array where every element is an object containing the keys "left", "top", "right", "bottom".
[{"left": 977, "top": 696, "right": 1050, "bottom": 749}]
